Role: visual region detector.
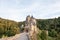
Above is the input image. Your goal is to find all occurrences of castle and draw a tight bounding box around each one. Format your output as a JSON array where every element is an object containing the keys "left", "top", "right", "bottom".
[
  {"left": 24, "top": 15, "right": 48, "bottom": 40},
  {"left": 24, "top": 15, "right": 37, "bottom": 39}
]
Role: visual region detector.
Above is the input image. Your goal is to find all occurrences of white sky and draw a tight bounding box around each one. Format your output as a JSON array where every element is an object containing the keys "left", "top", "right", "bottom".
[{"left": 0, "top": 0, "right": 60, "bottom": 22}]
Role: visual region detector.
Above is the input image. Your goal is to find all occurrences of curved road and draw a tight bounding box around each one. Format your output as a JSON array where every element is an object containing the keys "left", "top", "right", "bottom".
[{"left": 15, "top": 32, "right": 30, "bottom": 40}]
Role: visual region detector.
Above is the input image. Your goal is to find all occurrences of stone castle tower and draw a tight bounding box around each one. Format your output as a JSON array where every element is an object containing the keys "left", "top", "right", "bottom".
[{"left": 24, "top": 15, "right": 37, "bottom": 34}]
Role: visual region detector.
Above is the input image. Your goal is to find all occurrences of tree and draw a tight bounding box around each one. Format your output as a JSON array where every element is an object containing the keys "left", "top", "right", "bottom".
[
  {"left": 48, "top": 29, "right": 57, "bottom": 37},
  {"left": 40, "top": 30, "right": 48, "bottom": 40},
  {"left": 56, "top": 33, "right": 60, "bottom": 40}
]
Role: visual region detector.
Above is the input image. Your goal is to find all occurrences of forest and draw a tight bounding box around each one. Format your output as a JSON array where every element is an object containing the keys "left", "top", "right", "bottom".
[
  {"left": 0, "top": 18, "right": 20, "bottom": 38},
  {"left": 0, "top": 17, "right": 60, "bottom": 40},
  {"left": 36, "top": 17, "right": 60, "bottom": 40}
]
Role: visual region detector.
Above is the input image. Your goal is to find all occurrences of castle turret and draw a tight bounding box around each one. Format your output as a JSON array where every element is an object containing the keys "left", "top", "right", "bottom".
[
  {"left": 30, "top": 16, "right": 36, "bottom": 26},
  {"left": 24, "top": 15, "right": 31, "bottom": 32}
]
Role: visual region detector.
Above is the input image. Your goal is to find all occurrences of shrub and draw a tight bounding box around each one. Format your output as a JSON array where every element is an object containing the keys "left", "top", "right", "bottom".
[
  {"left": 48, "top": 29, "right": 57, "bottom": 37},
  {"left": 40, "top": 30, "right": 48, "bottom": 40}
]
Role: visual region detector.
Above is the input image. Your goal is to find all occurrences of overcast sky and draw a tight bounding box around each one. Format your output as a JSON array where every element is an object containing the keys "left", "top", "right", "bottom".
[{"left": 0, "top": 0, "right": 60, "bottom": 22}]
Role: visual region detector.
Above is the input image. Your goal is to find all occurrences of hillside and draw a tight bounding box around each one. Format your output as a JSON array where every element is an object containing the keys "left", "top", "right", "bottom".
[
  {"left": 19, "top": 17, "right": 60, "bottom": 40},
  {"left": 0, "top": 18, "right": 20, "bottom": 38},
  {"left": 0, "top": 17, "right": 60, "bottom": 40},
  {"left": 36, "top": 17, "right": 60, "bottom": 40}
]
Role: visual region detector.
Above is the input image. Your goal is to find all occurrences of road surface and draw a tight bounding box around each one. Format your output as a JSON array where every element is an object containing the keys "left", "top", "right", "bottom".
[
  {"left": 0, "top": 32, "right": 30, "bottom": 40},
  {"left": 15, "top": 32, "right": 30, "bottom": 40}
]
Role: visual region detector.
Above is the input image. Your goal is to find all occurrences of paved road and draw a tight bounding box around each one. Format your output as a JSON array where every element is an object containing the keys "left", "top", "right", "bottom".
[{"left": 15, "top": 32, "right": 30, "bottom": 40}]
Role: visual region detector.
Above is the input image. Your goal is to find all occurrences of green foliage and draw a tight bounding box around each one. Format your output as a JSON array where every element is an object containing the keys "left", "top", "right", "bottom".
[
  {"left": 37, "top": 31, "right": 42, "bottom": 40},
  {"left": 48, "top": 36, "right": 54, "bottom": 40},
  {"left": 36, "top": 20, "right": 49, "bottom": 30},
  {"left": 0, "top": 18, "right": 20, "bottom": 38},
  {"left": 56, "top": 33, "right": 60, "bottom": 40},
  {"left": 48, "top": 29, "right": 57, "bottom": 37},
  {"left": 36, "top": 17, "right": 60, "bottom": 40},
  {"left": 40, "top": 30, "right": 48, "bottom": 40},
  {"left": 37, "top": 30, "right": 48, "bottom": 40}
]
